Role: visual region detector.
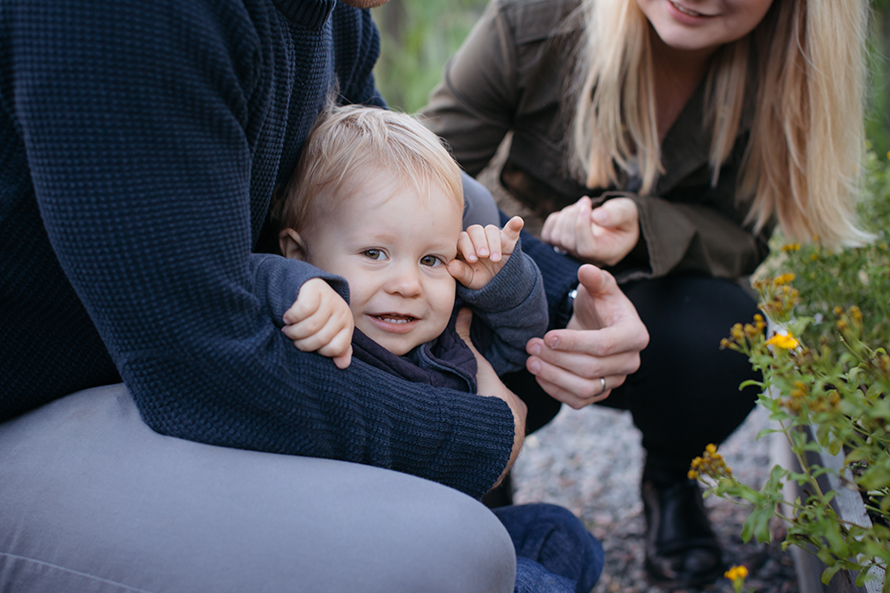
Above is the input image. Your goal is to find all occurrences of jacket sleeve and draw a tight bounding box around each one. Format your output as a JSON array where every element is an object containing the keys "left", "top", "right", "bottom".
[
  {"left": 604, "top": 139, "right": 774, "bottom": 282},
  {"left": 457, "top": 240, "right": 548, "bottom": 374},
  {"left": 628, "top": 192, "right": 773, "bottom": 281},
  {"left": 4, "top": 0, "right": 513, "bottom": 499}
]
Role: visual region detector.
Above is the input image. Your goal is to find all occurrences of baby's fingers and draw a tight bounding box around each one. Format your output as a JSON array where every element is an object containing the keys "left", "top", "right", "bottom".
[
  {"left": 319, "top": 328, "right": 354, "bottom": 369},
  {"left": 502, "top": 216, "right": 524, "bottom": 239},
  {"left": 281, "top": 312, "right": 328, "bottom": 342},
  {"left": 500, "top": 216, "right": 524, "bottom": 254},
  {"left": 447, "top": 258, "right": 474, "bottom": 286},
  {"left": 286, "top": 313, "right": 352, "bottom": 353},
  {"left": 483, "top": 224, "right": 502, "bottom": 262},
  {"left": 456, "top": 231, "right": 478, "bottom": 263},
  {"left": 462, "top": 225, "right": 491, "bottom": 262},
  {"left": 283, "top": 288, "right": 321, "bottom": 326}
]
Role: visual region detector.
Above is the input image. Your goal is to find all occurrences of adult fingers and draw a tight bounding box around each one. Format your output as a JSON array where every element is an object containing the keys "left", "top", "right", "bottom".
[
  {"left": 455, "top": 307, "right": 474, "bottom": 346},
  {"left": 573, "top": 196, "right": 598, "bottom": 260},
  {"left": 526, "top": 336, "right": 641, "bottom": 381},
  {"left": 541, "top": 203, "right": 580, "bottom": 253},
  {"left": 527, "top": 358, "right": 619, "bottom": 409},
  {"left": 552, "top": 205, "right": 578, "bottom": 254},
  {"left": 591, "top": 197, "right": 638, "bottom": 229},
  {"left": 541, "top": 211, "right": 558, "bottom": 245}
]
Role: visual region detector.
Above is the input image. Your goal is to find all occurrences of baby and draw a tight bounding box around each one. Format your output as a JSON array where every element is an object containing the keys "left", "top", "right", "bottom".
[
  {"left": 269, "top": 102, "right": 547, "bottom": 391},
  {"left": 267, "top": 103, "right": 604, "bottom": 593}
]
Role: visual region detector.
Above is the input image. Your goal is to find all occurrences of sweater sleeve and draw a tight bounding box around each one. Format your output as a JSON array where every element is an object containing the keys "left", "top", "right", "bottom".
[
  {"left": 457, "top": 240, "right": 548, "bottom": 374},
  {"left": 2, "top": 0, "right": 513, "bottom": 498}
]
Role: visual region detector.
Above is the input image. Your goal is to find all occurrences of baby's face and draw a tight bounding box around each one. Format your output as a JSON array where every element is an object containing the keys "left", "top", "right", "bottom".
[{"left": 302, "top": 169, "right": 462, "bottom": 356}]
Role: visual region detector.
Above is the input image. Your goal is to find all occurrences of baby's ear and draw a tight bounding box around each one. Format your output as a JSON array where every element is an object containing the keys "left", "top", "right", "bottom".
[{"left": 279, "top": 228, "right": 308, "bottom": 261}]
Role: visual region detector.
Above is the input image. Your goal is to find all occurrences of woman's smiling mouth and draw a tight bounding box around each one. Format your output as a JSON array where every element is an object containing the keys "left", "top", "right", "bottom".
[{"left": 668, "top": 0, "right": 708, "bottom": 17}]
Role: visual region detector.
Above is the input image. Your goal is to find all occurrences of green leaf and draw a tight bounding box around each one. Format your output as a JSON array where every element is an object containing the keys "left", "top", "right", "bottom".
[
  {"left": 821, "top": 563, "right": 844, "bottom": 585},
  {"left": 756, "top": 427, "right": 782, "bottom": 439},
  {"left": 742, "top": 504, "right": 776, "bottom": 544}
]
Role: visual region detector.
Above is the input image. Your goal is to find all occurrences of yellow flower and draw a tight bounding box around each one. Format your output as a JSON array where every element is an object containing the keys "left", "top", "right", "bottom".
[
  {"left": 731, "top": 323, "right": 744, "bottom": 341},
  {"left": 774, "top": 273, "right": 796, "bottom": 284},
  {"left": 725, "top": 565, "right": 749, "bottom": 581},
  {"left": 781, "top": 243, "right": 800, "bottom": 252},
  {"left": 688, "top": 469, "right": 698, "bottom": 480},
  {"left": 766, "top": 333, "right": 799, "bottom": 349},
  {"left": 706, "top": 443, "right": 717, "bottom": 454}
]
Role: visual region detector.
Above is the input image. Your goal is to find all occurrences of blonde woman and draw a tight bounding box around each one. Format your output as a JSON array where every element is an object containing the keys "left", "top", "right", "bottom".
[{"left": 421, "top": 0, "right": 869, "bottom": 587}]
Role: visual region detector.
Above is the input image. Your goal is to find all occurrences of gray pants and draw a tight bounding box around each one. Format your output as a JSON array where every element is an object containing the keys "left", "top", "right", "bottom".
[{"left": 0, "top": 384, "right": 516, "bottom": 592}]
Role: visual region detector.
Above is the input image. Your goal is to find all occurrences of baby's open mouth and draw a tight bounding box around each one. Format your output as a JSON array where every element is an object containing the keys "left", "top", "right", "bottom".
[{"left": 374, "top": 314, "right": 416, "bottom": 324}]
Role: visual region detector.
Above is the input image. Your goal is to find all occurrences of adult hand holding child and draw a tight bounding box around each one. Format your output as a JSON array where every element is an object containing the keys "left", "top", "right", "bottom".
[{"left": 455, "top": 307, "right": 526, "bottom": 487}]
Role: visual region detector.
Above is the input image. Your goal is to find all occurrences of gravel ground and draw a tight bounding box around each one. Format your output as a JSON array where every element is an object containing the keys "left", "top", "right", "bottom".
[{"left": 511, "top": 404, "right": 800, "bottom": 593}]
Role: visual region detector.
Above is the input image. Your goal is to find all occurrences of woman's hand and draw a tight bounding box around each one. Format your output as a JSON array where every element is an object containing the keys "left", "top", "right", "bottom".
[
  {"left": 541, "top": 196, "right": 640, "bottom": 266},
  {"left": 455, "top": 308, "right": 526, "bottom": 486},
  {"left": 525, "top": 264, "right": 648, "bottom": 409}
]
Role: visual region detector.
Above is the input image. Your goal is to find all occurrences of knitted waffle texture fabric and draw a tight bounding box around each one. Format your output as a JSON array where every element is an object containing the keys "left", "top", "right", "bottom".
[{"left": 0, "top": 0, "right": 515, "bottom": 498}]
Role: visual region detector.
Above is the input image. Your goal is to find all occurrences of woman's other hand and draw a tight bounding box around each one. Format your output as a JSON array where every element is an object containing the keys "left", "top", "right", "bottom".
[
  {"left": 541, "top": 196, "right": 640, "bottom": 266},
  {"left": 525, "top": 264, "right": 648, "bottom": 408}
]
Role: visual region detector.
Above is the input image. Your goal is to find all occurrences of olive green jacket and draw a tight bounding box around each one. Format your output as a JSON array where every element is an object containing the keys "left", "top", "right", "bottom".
[{"left": 420, "top": 0, "right": 772, "bottom": 282}]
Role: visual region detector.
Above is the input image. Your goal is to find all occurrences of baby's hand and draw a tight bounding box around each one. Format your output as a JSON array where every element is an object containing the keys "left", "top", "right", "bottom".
[
  {"left": 447, "top": 216, "right": 524, "bottom": 290},
  {"left": 282, "top": 278, "right": 354, "bottom": 369}
]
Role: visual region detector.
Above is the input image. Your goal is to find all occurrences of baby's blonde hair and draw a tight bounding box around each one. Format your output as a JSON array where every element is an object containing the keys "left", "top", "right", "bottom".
[
  {"left": 272, "top": 103, "right": 463, "bottom": 238},
  {"left": 570, "top": 0, "right": 871, "bottom": 248}
]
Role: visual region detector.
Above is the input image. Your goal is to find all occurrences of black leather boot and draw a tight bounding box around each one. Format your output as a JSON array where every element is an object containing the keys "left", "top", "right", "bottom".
[{"left": 642, "top": 469, "right": 723, "bottom": 588}]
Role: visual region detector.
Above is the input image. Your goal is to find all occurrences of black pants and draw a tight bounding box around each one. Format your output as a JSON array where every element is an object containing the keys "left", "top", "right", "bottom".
[{"left": 504, "top": 274, "right": 761, "bottom": 477}]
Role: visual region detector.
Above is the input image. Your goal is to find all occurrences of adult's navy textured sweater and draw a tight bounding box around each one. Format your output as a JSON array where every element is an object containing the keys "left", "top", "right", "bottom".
[{"left": 0, "top": 0, "right": 517, "bottom": 498}]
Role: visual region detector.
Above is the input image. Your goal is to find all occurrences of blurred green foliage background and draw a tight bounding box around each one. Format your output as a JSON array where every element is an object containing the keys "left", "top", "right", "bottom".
[
  {"left": 371, "top": 0, "right": 487, "bottom": 114},
  {"left": 372, "top": 0, "right": 890, "bottom": 153}
]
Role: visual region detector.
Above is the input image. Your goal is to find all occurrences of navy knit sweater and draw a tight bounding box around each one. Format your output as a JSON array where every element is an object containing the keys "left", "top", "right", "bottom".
[{"left": 0, "top": 0, "right": 517, "bottom": 498}]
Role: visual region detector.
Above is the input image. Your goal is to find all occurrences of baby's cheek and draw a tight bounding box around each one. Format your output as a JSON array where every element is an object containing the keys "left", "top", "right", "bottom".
[
  {"left": 431, "top": 282, "right": 457, "bottom": 331},
  {"left": 349, "top": 303, "right": 365, "bottom": 327}
]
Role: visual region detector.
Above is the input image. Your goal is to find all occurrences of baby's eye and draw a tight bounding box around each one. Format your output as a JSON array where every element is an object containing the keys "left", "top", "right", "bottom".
[
  {"left": 420, "top": 255, "right": 443, "bottom": 267},
  {"left": 362, "top": 249, "right": 387, "bottom": 261}
]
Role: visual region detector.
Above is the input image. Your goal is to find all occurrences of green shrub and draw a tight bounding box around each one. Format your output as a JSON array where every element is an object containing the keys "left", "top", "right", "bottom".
[{"left": 693, "top": 151, "right": 890, "bottom": 591}]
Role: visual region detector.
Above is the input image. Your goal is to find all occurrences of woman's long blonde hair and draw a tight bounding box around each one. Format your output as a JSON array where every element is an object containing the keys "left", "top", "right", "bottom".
[{"left": 570, "top": 0, "right": 871, "bottom": 247}]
